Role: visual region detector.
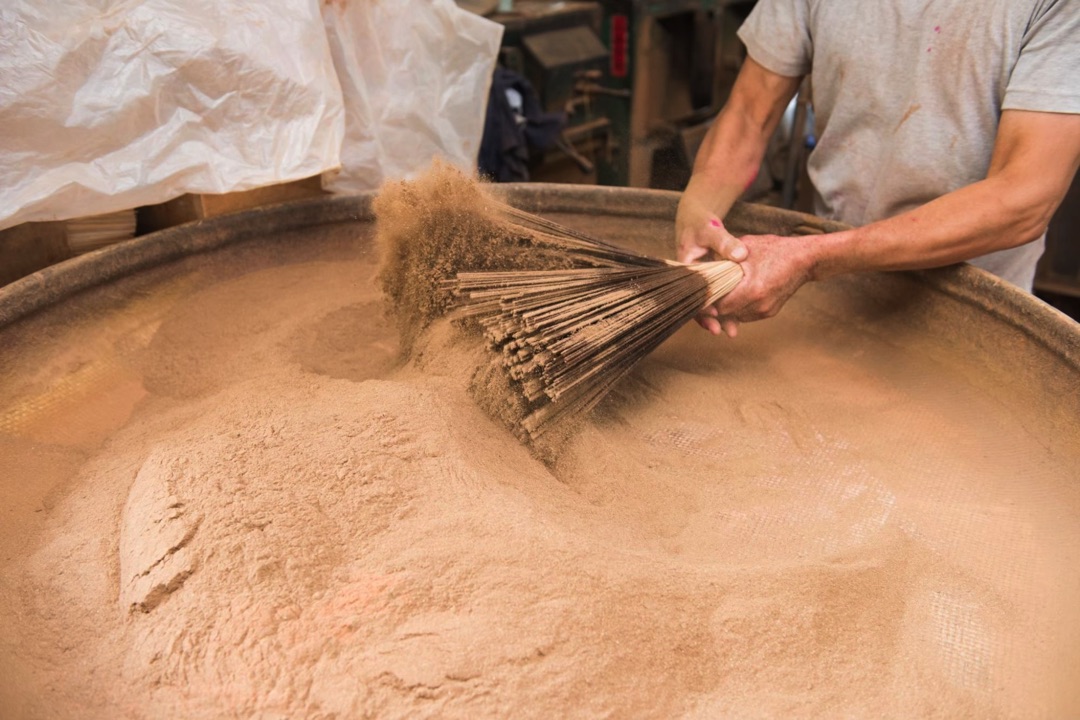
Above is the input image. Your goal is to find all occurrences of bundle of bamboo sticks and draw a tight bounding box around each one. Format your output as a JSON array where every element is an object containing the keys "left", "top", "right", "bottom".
[{"left": 448, "top": 202, "right": 743, "bottom": 443}]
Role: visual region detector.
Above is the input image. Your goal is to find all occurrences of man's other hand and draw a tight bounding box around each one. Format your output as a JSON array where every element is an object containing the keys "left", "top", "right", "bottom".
[
  {"left": 713, "top": 234, "right": 816, "bottom": 330},
  {"left": 679, "top": 230, "right": 817, "bottom": 339},
  {"left": 675, "top": 198, "right": 750, "bottom": 337},
  {"left": 675, "top": 196, "right": 749, "bottom": 265}
]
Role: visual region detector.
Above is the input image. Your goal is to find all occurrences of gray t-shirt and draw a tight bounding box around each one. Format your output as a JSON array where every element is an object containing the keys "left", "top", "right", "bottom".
[{"left": 738, "top": 0, "right": 1080, "bottom": 289}]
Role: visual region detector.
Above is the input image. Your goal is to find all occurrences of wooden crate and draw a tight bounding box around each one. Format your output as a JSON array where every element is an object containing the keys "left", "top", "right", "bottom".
[
  {"left": 0, "top": 175, "right": 327, "bottom": 287},
  {"left": 138, "top": 175, "right": 327, "bottom": 234}
]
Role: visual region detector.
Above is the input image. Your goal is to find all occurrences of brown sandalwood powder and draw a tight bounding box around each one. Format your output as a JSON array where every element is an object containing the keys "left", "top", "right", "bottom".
[{"left": 0, "top": 186, "right": 1078, "bottom": 718}]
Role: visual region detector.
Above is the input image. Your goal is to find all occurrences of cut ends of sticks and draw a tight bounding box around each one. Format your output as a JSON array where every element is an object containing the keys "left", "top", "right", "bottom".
[{"left": 447, "top": 202, "right": 743, "bottom": 445}]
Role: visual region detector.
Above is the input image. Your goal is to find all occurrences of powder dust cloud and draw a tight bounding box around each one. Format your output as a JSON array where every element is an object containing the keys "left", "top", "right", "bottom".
[{"left": 0, "top": 179, "right": 1078, "bottom": 718}]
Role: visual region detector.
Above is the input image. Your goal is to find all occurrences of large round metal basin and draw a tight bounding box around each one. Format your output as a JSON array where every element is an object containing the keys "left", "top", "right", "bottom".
[{"left": 0, "top": 186, "right": 1077, "bottom": 718}]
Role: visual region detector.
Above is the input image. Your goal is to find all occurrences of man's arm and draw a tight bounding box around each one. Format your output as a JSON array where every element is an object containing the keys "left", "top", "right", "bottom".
[
  {"left": 701, "top": 110, "right": 1080, "bottom": 334},
  {"left": 812, "top": 110, "right": 1080, "bottom": 276},
  {"left": 675, "top": 58, "right": 801, "bottom": 269}
]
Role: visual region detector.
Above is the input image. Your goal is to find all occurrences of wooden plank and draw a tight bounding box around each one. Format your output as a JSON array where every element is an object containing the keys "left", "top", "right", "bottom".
[
  {"left": 0, "top": 221, "right": 71, "bottom": 287},
  {"left": 138, "top": 175, "right": 327, "bottom": 234}
]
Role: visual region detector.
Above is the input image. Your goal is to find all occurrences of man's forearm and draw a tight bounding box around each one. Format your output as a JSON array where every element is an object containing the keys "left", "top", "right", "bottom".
[
  {"left": 702, "top": 108, "right": 1079, "bottom": 329},
  {"left": 680, "top": 57, "right": 802, "bottom": 224},
  {"left": 811, "top": 110, "right": 1080, "bottom": 281},
  {"left": 683, "top": 105, "right": 772, "bottom": 220},
  {"left": 810, "top": 173, "right": 1066, "bottom": 280}
]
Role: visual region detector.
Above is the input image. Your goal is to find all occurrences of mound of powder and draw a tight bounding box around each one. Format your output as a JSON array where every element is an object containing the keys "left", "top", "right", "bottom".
[{"left": 6, "top": 336, "right": 991, "bottom": 719}]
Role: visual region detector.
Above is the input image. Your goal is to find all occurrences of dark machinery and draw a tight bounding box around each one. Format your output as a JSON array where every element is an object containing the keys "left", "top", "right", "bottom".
[
  {"left": 487, "top": 2, "right": 620, "bottom": 183},
  {"left": 1034, "top": 173, "right": 1080, "bottom": 316},
  {"left": 484, "top": 0, "right": 756, "bottom": 187},
  {"left": 595, "top": 0, "right": 755, "bottom": 188}
]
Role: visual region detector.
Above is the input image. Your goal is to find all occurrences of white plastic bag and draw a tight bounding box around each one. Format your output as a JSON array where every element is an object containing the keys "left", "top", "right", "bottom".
[
  {"left": 320, "top": 0, "right": 503, "bottom": 194},
  {"left": 0, "top": 0, "right": 345, "bottom": 231}
]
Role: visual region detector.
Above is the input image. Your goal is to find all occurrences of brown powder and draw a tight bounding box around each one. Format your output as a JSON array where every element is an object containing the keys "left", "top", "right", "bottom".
[
  {"left": 373, "top": 160, "right": 575, "bottom": 352},
  {"left": 373, "top": 163, "right": 596, "bottom": 458},
  {"left": 373, "top": 166, "right": 723, "bottom": 460},
  {"left": 0, "top": 207, "right": 1078, "bottom": 718}
]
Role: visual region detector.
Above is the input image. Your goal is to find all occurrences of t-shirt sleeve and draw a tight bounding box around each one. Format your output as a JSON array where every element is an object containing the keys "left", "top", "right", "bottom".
[
  {"left": 1003, "top": 0, "right": 1080, "bottom": 114},
  {"left": 736, "top": 0, "right": 813, "bottom": 78}
]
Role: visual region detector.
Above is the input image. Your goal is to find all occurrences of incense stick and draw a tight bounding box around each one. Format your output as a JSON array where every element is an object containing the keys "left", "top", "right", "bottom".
[{"left": 449, "top": 204, "right": 743, "bottom": 443}]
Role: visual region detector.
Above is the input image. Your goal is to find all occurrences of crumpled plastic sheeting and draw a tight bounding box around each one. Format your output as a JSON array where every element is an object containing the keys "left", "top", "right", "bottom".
[
  {"left": 320, "top": 0, "right": 503, "bottom": 194},
  {"left": 0, "top": 0, "right": 345, "bottom": 231}
]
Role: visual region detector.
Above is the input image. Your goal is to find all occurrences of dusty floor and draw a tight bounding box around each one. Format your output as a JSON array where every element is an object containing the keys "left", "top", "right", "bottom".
[{"left": 0, "top": 218, "right": 1078, "bottom": 719}]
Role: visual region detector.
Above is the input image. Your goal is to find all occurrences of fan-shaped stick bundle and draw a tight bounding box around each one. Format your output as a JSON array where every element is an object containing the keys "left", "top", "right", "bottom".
[{"left": 448, "top": 201, "right": 743, "bottom": 443}]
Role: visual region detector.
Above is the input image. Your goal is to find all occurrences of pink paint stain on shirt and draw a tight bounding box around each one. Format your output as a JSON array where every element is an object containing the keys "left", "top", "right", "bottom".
[{"left": 928, "top": 25, "right": 941, "bottom": 52}]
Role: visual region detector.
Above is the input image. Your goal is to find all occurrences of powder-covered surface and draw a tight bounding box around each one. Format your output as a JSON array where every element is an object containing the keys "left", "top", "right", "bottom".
[
  {"left": 374, "top": 161, "right": 578, "bottom": 353},
  {"left": 1, "top": 219, "right": 1079, "bottom": 719}
]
